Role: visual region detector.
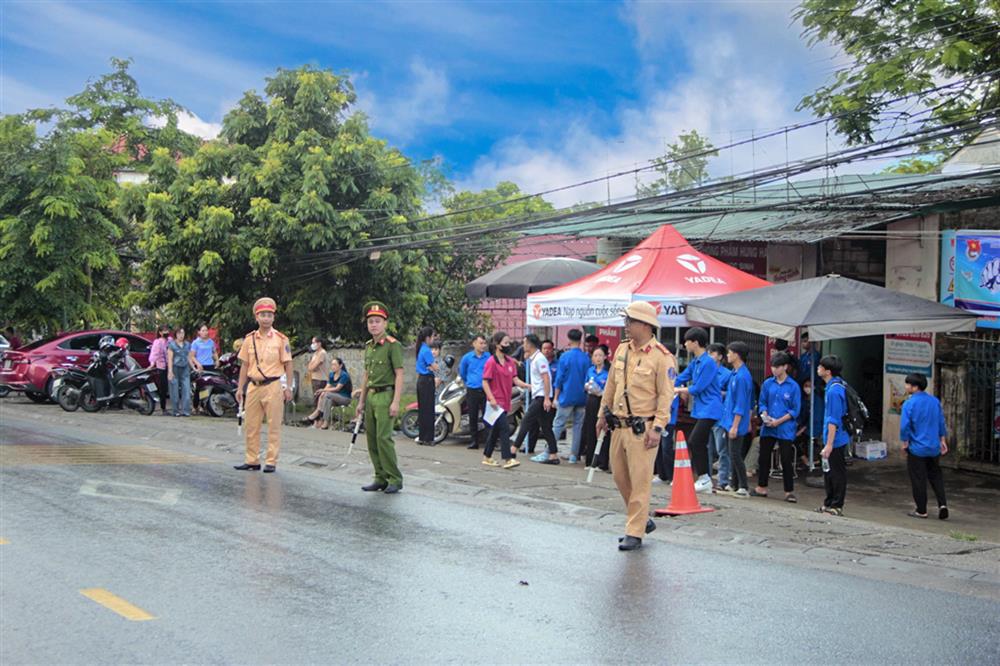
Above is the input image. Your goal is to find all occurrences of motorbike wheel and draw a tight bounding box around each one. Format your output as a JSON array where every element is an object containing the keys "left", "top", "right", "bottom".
[
  {"left": 135, "top": 391, "right": 155, "bottom": 416},
  {"left": 79, "top": 386, "right": 101, "bottom": 412},
  {"left": 57, "top": 385, "right": 80, "bottom": 412},
  {"left": 206, "top": 391, "right": 235, "bottom": 418},
  {"left": 25, "top": 390, "right": 50, "bottom": 404},
  {"left": 400, "top": 409, "right": 420, "bottom": 439},
  {"left": 433, "top": 416, "right": 450, "bottom": 444},
  {"left": 0, "top": 386, "right": 10, "bottom": 398}
]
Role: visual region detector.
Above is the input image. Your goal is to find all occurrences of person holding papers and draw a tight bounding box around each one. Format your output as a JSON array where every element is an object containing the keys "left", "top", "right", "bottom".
[{"left": 481, "top": 331, "right": 530, "bottom": 470}]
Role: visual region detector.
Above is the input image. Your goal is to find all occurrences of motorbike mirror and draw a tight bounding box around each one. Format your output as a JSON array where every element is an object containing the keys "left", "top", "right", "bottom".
[{"left": 444, "top": 355, "right": 455, "bottom": 368}]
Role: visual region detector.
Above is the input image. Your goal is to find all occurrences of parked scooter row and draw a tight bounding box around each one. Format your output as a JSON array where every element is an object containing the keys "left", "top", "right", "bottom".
[{"left": 54, "top": 336, "right": 158, "bottom": 415}]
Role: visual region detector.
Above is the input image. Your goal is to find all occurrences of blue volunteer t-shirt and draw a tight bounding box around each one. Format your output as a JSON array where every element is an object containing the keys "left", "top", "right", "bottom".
[
  {"left": 555, "top": 347, "right": 590, "bottom": 407},
  {"left": 719, "top": 365, "right": 753, "bottom": 435},
  {"left": 900, "top": 391, "right": 947, "bottom": 457},
  {"left": 416, "top": 343, "right": 435, "bottom": 376},
  {"left": 586, "top": 365, "right": 608, "bottom": 393},
  {"left": 823, "top": 378, "right": 852, "bottom": 448},
  {"left": 458, "top": 350, "right": 488, "bottom": 389},
  {"left": 676, "top": 352, "right": 723, "bottom": 421},
  {"left": 759, "top": 375, "right": 801, "bottom": 440}
]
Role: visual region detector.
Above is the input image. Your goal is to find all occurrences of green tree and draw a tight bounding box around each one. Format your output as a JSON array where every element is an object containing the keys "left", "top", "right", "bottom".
[
  {"left": 0, "top": 60, "right": 195, "bottom": 333},
  {"left": 128, "top": 65, "right": 505, "bottom": 344},
  {"left": 795, "top": 0, "right": 1000, "bottom": 148},
  {"left": 636, "top": 129, "right": 719, "bottom": 197},
  {"left": 880, "top": 155, "right": 945, "bottom": 174},
  {"left": 431, "top": 181, "right": 554, "bottom": 337}
]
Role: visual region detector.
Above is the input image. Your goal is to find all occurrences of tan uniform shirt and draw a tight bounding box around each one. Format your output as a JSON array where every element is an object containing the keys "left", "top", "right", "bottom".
[
  {"left": 600, "top": 337, "right": 676, "bottom": 430},
  {"left": 309, "top": 349, "right": 329, "bottom": 382},
  {"left": 238, "top": 329, "right": 292, "bottom": 381}
]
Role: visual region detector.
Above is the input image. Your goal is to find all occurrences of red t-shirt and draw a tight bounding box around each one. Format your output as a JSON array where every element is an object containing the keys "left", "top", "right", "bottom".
[{"left": 482, "top": 354, "right": 517, "bottom": 411}]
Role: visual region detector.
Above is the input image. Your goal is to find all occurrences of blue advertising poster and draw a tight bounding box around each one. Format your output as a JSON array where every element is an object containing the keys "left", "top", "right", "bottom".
[
  {"left": 940, "top": 230, "right": 956, "bottom": 306},
  {"left": 955, "top": 232, "right": 1000, "bottom": 329}
]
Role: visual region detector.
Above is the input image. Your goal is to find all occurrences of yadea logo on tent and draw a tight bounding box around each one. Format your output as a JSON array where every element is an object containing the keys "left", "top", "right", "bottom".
[
  {"left": 612, "top": 254, "right": 643, "bottom": 274},
  {"left": 532, "top": 303, "right": 543, "bottom": 319},
  {"left": 676, "top": 253, "right": 725, "bottom": 285}
]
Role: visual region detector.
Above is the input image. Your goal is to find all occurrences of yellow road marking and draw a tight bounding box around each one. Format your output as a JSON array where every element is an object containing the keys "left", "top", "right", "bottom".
[{"left": 79, "top": 588, "right": 156, "bottom": 621}]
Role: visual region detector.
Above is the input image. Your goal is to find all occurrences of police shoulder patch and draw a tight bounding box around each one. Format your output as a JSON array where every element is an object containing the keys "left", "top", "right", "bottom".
[
  {"left": 668, "top": 367, "right": 678, "bottom": 381},
  {"left": 654, "top": 341, "right": 669, "bottom": 355}
]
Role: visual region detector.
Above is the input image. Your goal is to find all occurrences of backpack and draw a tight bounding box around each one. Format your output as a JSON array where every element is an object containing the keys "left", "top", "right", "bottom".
[{"left": 840, "top": 381, "right": 869, "bottom": 438}]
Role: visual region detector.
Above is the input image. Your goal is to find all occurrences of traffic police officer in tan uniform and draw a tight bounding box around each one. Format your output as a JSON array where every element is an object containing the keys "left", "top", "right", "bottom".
[
  {"left": 234, "top": 297, "right": 293, "bottom": 473},
  {"left": 597, "top": 301, "right": 676, "bottom": 551},
  {"left": 355, "top": 301, "right": 406, "bottom": 494}
]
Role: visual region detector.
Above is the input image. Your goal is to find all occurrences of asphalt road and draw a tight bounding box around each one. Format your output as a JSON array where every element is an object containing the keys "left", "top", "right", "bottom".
[{"left": 2, "top": 420, "right": 999, "bottom": 665}]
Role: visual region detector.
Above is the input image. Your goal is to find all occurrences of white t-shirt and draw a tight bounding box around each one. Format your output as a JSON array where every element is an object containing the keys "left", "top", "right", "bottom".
[{"left": 527, "top": 350, "right": 552, "bottom": 399}]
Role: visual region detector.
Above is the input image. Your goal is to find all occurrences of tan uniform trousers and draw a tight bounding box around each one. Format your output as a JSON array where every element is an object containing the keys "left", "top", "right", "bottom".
[
  {"left": 244, "top": 381, "right": 284, "bottom": 466},
  {"left": 610, "top": 426, "right": 658, "bottom": 538}
]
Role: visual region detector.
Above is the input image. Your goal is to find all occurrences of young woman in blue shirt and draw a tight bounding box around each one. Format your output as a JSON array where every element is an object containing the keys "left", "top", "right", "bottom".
[
  {"left": 414, "top": 326, "right": 438, "bottom": 446},
  {"left": 580, "top": 345, "right": 611, "bottom": 471},
  {"left": 753, "top": 352, "right": 801, "bottom": 502},
  {"left": 900, "top": 372, "right": 949, "bottom": 519}
]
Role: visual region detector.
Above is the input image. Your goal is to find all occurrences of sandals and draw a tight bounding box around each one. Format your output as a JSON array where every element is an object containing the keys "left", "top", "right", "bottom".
[
  {"left": 784, "top": 493, "right": 797, "bottom": 503},
  {"left": 814, "top": 506, "right": 843, "bottom": 516},
  {"left": 907, "top": 510, "right": 928, "bottom": 519},
  {"left": 749, "top": 488, "right": 768, "bottom": 497}
]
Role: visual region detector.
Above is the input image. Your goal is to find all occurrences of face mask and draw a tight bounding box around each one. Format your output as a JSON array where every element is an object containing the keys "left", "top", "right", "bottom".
[
  {"left": 501, "top": 343, "right": 513, "bottom": 353},
  {"left": 161, "top": 331, "right": 169, "bottom": 337},
  {"left": 310, "top": 342, "right": 319, "bottom": 351}
]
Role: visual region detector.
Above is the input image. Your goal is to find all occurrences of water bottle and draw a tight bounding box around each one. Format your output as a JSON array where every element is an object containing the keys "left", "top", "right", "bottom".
[{"left": 821, "top": 456, "right": 830, "bottom": 473}]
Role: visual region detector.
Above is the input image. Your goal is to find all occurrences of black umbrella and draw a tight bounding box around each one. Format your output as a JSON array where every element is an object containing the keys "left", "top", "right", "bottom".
[{"left": 466, "top": 257, "right": 600, "bottom": 299}]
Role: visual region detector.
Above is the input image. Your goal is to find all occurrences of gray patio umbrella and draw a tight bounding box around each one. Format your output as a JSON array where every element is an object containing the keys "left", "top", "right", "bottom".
[
  {"left": 684, "top": 274, "right": 979, "bottom": 341},
  {"left": 466, "top": 257, "right": 600, "bottom": 299}
]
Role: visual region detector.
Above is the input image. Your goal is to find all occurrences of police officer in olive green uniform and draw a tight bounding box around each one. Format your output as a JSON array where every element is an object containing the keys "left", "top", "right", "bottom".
[{"left": 356, "top": 301, "right": 406, "bottom": 494}]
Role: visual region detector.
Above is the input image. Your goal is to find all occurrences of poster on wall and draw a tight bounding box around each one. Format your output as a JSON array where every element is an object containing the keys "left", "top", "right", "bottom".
[
  {"left": 995, "top": 362, "right": 1000, "bottom": 441},
  {"left": 885, "top": 333, "right": 934, "bottom": 414},
  {"left": 954, "top": 231, "right": 1000, "bottom": 329},
  {"left": 940, "top": 230, "right": 957, "bottom": 306}
]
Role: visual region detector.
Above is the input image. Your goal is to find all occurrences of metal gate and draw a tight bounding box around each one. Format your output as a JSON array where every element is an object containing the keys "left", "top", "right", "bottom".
[{"left": 938, "top": 330, "right": 1000, "bottom": 468}]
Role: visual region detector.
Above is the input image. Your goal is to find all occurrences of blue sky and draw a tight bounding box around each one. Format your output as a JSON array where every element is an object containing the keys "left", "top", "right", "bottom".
[{"left": 1, "top": 1, "right": 853, "bottom": 205}]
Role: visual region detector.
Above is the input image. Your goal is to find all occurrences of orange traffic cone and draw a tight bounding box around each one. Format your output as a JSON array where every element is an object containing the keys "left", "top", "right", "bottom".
[{"left": 654, "top": 429, "right": 714, "bottom": 516}]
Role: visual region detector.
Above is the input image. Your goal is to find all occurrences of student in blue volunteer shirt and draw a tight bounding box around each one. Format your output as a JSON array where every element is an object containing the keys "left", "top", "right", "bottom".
[
  {"left": 553, "top": 329, "right": 591, "bottom": 463},
  {"left": 414, "top": 326, "right": 438, "bottom": 446},
  {"left": 674, "top": 327, "right": 722, "bottom": 493},
  {"left": 817, "top": 355, "right": 851, "bottom": 515},
  {"left": 581, "top": 345, "right": 611, "bottom": 471},
  {"left": 754, "top": 352, "right": 801, "bottom": 502},
  {"left": 900, "top": 373, "right": 949, "bottom": 520},
  {"left": 719, "top": 341, "right": 753, "bottom": 496},
  {"left": 706, "top": 343, "right": 732, "bottom": 490},
  {"left": 459, "top": 335, "right": 490, "bottom": 450}
]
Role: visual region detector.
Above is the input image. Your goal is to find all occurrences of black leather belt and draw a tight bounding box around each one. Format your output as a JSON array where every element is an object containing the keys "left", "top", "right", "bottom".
[
  {"left": 249, "top": 377, "right": 279, "bottom": 386},
  {"left": 368, "top": 385, "right": 392, "bottom": 393}
]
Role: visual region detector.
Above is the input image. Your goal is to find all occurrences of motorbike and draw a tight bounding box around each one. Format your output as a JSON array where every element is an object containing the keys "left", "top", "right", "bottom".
[
  {"left": 54, "top": 363, "right": 91, "bottom": 412},
  {"left": 401, "top": 368, "right": 524, "bottom": 444},
  {"left": 59, "top": 348, "right": 158, "bottom": 415},
  {"left": 196, "top": 353, "right": 240, "bottom": 418}
]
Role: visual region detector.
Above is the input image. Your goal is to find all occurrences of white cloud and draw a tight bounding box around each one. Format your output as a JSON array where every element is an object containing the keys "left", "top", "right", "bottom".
[
  {"left": 357, "top": 60, "right": 452, "bottom": 141},
  {"left": 457, "top": 2, "right": 878, "bottom": 208},
  {"left": 148, "top": 111, "right": 222, "bottom": 140}
]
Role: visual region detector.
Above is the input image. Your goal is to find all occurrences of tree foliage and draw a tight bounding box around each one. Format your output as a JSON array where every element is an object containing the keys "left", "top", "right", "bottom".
[
  {"left": 129, "top": 66, "right": 522, "bottom": 344},
  {"left": 0, "top": 59, "right": 196, "bottom": 333},
  {"left": 636, "top": 129, "right": 719, "bottom": 197},
  {"left": 795, "top": 0, "right": 1000, "bottom": 148}
]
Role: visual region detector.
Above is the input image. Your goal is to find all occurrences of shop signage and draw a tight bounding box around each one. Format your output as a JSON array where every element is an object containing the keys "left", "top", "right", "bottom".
[{"left": 885, "top": 332, "right": 934, "bottom": 415}]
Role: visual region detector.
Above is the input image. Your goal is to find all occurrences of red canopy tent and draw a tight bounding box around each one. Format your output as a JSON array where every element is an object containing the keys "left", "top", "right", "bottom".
[{"left": 526, "top": 225, "right": 771, "bottom": 327}]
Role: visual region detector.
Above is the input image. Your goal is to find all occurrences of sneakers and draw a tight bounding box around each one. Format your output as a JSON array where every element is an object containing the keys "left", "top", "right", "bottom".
[
  {"left": 693, "top": 475, "right": 713, "bottom": 494},
  {"left": 482, "top": 458, "right": 499, "bottom": 467},
  {"left": 503, "top": 459, "right": 520, "bottom": 469},
  {"left": 939, "top": 506, "right": 949, "bottom": 520},
  {"left": 531, "top": 453, "right": 548, "bottom": 463},
  {"left": 567, "top": 455, "right": 579, "bottom": 464},
  {"left": 734, "top": 488, "right": 749, "bottom": 498}
]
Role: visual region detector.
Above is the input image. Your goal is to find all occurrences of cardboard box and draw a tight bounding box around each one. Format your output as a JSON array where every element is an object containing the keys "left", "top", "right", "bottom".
[{"left": 855, "top": 440, "right": 888, "bottom": 460}]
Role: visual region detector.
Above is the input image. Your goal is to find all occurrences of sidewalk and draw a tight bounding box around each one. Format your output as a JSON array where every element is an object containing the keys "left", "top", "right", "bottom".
[{"left": 3, "top": 397, "right": 999, "bottom": 600}]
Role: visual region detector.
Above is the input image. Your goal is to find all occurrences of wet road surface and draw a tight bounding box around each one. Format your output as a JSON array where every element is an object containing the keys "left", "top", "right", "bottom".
[{"left": 2, "top": 423, "right": 999, "bottom": 664}]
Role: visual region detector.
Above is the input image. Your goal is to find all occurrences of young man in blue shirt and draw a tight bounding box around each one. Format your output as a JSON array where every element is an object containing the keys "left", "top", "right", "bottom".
[
  {"left": 817, "top": 355, "right": 851, "bottom": 515},
  {"left": 900, "top": 372, "right": 949, "bottom": 520},
  {"left": 754, "top": 352, "right": 801, "bottom": 502},
  {"left": 675, "top": 327, "right": 722, "bottom": 493},
  {"left": 707, "top": 342, "right": 732, "bottom": 491},
  {"left": 719, "top": 341, "right": 753, "bottom": 497},
  {"left": 553, "top": 329, "right": 591, "bottom": 463},
  {"left": 459, "top": 335, "right": 490, "bottom": 450}
]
